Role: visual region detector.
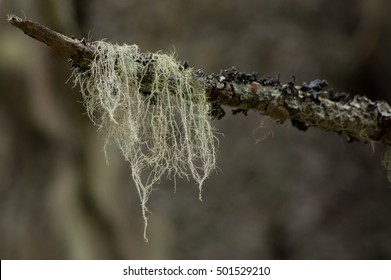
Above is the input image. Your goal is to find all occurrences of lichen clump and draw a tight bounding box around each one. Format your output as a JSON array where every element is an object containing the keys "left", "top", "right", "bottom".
[{"left": 72, "top": 41, "right": 217, "bottom": 240}]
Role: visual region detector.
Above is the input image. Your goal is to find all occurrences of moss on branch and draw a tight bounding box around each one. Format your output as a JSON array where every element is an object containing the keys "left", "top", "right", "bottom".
[{"left": 8, "top": 15, "right": 391, "bottom": 146}]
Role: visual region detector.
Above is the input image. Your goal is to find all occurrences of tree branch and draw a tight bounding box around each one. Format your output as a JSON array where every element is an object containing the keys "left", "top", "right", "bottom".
[
  {"left": 7, "top": 15, "right": 93, "bottom": 67},
  {"left": 8, "top": 15, "right": 391, "bottom": 145}
]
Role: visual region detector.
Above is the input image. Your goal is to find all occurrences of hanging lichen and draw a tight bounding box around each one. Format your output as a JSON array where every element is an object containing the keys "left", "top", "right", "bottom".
[
  {"left": 72, "top": 41, "right": 217, "bottom": 241},
  {"left": 382, "top": 145, "right": 391, "bottom": 184}
]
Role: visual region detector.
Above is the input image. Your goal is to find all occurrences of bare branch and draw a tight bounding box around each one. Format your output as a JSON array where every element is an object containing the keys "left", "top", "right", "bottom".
[
  {"left": 7, "top": 15, "right": 391, "bottom": 145},
  {"left": 7, "top": 14, "right": 93, "bottom": 66}
]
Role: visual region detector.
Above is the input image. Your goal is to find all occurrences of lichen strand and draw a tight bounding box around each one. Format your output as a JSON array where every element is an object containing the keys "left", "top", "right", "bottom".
[
  {"left": 382, "top": 146, "right": 391, "bottom": 184},
  {"left": 72, "top": 41, "right": 217, "bottom": 241}
]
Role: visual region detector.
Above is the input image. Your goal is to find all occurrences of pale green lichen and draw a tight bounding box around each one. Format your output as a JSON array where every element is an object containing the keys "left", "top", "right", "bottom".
[
  {"left": 72, "top": 41, "right": 217, "bottom": 241},
  {"left": 382, "top": 145, "right": 391, "bottom": 184}
]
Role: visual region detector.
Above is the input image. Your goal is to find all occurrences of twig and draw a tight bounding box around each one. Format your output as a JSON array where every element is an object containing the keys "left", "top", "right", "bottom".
[
  {"left": 7, "top": 15, "right": 391, "bottom": 145},
  {"left": 7, "top": 15, "right": 93, "bottom": 66}
]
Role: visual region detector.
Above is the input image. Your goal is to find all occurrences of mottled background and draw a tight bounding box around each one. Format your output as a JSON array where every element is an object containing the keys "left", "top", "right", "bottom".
[{"left": 1, "top": 0, "right": 391, "bottom": 259}]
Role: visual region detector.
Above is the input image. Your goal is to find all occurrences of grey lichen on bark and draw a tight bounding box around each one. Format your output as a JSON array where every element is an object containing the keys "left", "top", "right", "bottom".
[
  {"left": 7, "top": 15, "right": 391, "bottom": 187},
  {"left": 206, "top": 71, "right": 391, "bottom": 145},
  {"left": 8, "top": 15, "right": 391, "bottom": 146}
]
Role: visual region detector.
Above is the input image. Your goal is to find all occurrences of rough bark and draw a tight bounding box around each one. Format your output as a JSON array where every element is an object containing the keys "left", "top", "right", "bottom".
[{"left": 7, "top": 15, "right": 391, "bottom": 145}]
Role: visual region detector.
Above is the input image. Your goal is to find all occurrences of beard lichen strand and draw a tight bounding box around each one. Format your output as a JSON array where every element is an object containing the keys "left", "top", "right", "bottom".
[
  {"left": 72, "top": 41, "right": 217, "bottom": 241},
  {"left": 382, "top": 145, "right": 391, "bottom": 184}
]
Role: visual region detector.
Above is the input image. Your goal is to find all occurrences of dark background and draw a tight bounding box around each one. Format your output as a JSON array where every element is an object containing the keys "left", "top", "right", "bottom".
[{"left": 1, "top": 0, "right": 391, "bottom": 259}]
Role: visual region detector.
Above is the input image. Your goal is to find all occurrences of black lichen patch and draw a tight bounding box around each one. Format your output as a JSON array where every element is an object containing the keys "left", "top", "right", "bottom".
[
  {"left": 291, "top": 119, "right": 309, "bottom": 131},
  {"left": 211, "top": 67, "right": 285, "bottom": 94},
  {"left": 258, "top": 77, "right": 282, "bottom": 87},
  {"left": 209, "top": 102, "right": 226, "bottom": 120},
  {"left": 329, "top": 91, "right": 351, "bottom": 103},
  {"left": 282, "top": 81, "right": 298, "bottom": 95},
  {"left": 232, "top": 108, "right": 249, "bottom": 116},
  {"left": 300, "top": 79, "right": 328, "bottom": 92}
]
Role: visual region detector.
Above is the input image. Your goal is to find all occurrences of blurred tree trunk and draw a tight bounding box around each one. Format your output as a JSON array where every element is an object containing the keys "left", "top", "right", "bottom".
[{"left": 2, "top": 0, "right": 391, "bottom": 260}]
